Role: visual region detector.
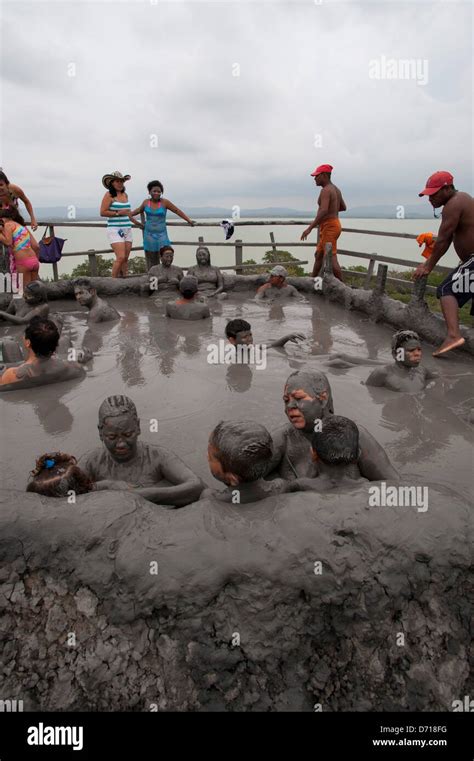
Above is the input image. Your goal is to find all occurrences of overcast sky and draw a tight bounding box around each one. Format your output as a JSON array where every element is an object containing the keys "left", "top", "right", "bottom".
[{"left": 1, "top": 0, "right": 472, "bottom": 212}]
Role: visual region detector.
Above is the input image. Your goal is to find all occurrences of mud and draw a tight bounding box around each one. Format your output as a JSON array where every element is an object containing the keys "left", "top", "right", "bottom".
[
  {"left": 37, "top": 269, "right": 474, "bottom": 355},
  {"left": 0, "top": 484, "right": 471, "bottom": 711}
]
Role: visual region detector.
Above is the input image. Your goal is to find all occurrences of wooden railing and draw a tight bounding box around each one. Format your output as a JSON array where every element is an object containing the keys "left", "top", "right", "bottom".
[{"left": 1, "top": 220, "right": 450, "bottom": 295}]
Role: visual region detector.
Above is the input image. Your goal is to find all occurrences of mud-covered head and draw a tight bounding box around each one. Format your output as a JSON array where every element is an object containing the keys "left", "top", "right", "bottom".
[
  {"left": 208, "top": 420, "right": 273, "bottom": 486},
  {"left": 24, "top": 280, "right": 47, "bottom": 304},
  {"left": 179, "top": 276, "right": 198, "bottom": 300},
  {"left": 196, "top": 246, "right": 211, "bottom": 266},
  {"left": 24, "top": 316, "right": 59, "bottom": 358},
  {"left": 225, "top": 318, "right": 253, "bottom": 345},
  {"left": 391, "top": 330, "right": 422, "bottom": 367},
  {"left": 98, "top": 395, "right": 140, "bottom": 462},
  {"left": 160, "top": 246, "right": 174, "bottom": 267},
  {"left": 26, "top": 452, "right": 93, "bottom": 498},
  {"left": 269, "top": 265, "right": 288, "bottom": 288},
  {"left": 73, "top": 277, "right": 96, "bottom": 307},
  {"left": 311, "top": 415, "right": 359, "bottom": 466},
  {"left": 284, "top": 370, "right": 334, "bottom": 432}
]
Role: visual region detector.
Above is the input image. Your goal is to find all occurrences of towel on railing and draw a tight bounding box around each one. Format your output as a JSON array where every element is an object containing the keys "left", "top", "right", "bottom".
[{"left": 416, "top": 232, "right": 435, "bottom": 260}]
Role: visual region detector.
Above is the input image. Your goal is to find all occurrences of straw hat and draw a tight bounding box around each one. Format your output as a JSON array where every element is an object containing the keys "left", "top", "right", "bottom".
[{"left": 102, "top": 171, "right": 131, "bottom": 189}]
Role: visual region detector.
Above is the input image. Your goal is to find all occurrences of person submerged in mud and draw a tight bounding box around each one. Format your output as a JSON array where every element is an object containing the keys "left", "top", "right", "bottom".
[
  {"left": 166, "top": 276, "right": 210, "bottom": 320},
  {"left": 148, "top": 246, "right": 184, "bottom": 293},
  {"left": 73, "top": 277, "right": 120, "bottom": 323},
  {"left": 0, "top": 280, "right": 49, "bottom": 324},
  {"left": 288, "top": 416, "right": 367, "bottom": 493},
  {"left": 365, "top": 330, "right": 437, "bottom": 392},
  {"left": 186, "top": 246, "right": 226, "bottom": 298},
  {"left": 225, "top": 318, "right": 305, "bottom": 350},
  {"left": 26, "top": 452, "right": 93, "bottom": 497},
  {"left": 266, "top": 369, "right": 399, "bottom": 481},
  {"left": 78, "top": 395, "right": 203, "bottom": 507},
  {"left": 201, "top": 420, "right": 289, "bottom": 504},
  {"left": 0, "top": 317, "right": 85, "bottom": 390},
  {"left": 255, "top": 266, "right": 301, "bottom": 301}
]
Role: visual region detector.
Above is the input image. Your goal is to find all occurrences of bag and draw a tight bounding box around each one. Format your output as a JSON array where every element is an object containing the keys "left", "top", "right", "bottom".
[{"left": 38, "top": 228, "right": 66, "bottom": 264}]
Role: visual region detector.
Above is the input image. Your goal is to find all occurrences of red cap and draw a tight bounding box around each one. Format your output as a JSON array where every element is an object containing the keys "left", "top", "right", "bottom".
[
  {"left": 418, "top": 171, "right": 454, "bottom": 197},
  {"left": 311, "top": 164, "right": 333, "bottom": 176}
]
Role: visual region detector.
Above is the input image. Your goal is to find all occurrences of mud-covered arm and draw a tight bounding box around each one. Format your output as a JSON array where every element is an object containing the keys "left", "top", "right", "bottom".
[
  {"left": 208, "top": 268, "right": 225, "bottom": 298},
  {"left": 268, "top": 332, "right": 306, "bottom": 348},
  {"left": 0, "top": 304, "right": 46, "bottom": 324},
  {"left": 263, "top": 426, "right": 287, "bottom": 476},
  {"left": 134, "top": 451, "right": 204, "bottom": 507},
  {"left": 365, "top": 367, "right": 388, "bottom": 387},
  {"left": 357, "top": 425, "right": 399, "bottom": 481}
]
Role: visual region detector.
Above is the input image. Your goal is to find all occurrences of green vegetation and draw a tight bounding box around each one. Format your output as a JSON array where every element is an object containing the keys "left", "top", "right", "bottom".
[
  {"left": 242, "top": 249, "right": 305, "bottom": 276},
  {"left": 63, "top": 255, "right": 147, "bottom": 279}
]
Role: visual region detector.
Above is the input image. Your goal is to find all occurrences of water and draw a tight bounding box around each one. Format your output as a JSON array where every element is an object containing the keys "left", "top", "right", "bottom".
[
  {"left": 0, "top": 293, "right": 472, "bottom": 498},
  {"left": 37, "top": 217, "right": 456, "bottom": 280}
]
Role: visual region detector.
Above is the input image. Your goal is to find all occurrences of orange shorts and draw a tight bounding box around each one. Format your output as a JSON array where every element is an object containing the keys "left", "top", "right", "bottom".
[{"left": 316, "top": 218, "right": 342, "bottom": 255}]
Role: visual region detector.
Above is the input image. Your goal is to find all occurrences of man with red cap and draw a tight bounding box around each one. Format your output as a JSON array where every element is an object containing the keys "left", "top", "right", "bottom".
[
  {"left": 414, "top": 171, "right": 474, "bottom": 356},
  {"left": 301, "top": 164, "right": 347, "bottom": 281}
]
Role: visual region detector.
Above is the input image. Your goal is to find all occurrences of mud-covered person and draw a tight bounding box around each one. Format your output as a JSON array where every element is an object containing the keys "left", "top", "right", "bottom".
[
  {"left": 26, "top": 452, "right": 93, "bottom": 497},
  {"left": 366, "top": 330, "right": 437, "bottom": 392},
  {"left": 79, "top": 395, "right": 203, "bottom": 507},
  {"left": 225, "top": 318, "right": 305, "bottom": 350},
  {"left": 0, "top": 317, "right": 85, "bottom": 390},
  {"left": 289, "top": 416, "right": 367, "bottom": 493},
  {"left": 0, "top": 280, "right": 49, "bottom": 324},
  {"left": 148, "top": 246, "right": 184, "bottom": 293},
  {"left": 266, "top": 369, "right": 399, "bottom": 481},
  {"left": 201, "top": 420, "right": 289, "bottom": 503},
  {"left": 73, "top": 277, "right": 120, "bottom": 323},
  {"left": 166, "top": 276, "right": 210, "bottom": 320},
  {"left": 255, "top": 266, "right": 301, "bottom": 301}
]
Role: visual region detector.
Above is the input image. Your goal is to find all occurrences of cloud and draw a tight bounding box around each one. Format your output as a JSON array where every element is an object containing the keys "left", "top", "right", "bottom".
[{"left": 1, "top": 0, "right": 471, "bottom": 210}]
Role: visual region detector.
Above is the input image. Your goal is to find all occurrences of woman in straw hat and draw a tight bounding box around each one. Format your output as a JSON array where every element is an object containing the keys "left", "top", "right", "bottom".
[{"left": 100, "top": 171, "right": 135, "bottom": 278}]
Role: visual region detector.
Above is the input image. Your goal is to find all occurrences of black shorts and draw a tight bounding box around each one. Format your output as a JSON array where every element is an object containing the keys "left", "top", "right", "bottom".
[{"left": 437, "top": 255, "right": 474, "bottom": 314}]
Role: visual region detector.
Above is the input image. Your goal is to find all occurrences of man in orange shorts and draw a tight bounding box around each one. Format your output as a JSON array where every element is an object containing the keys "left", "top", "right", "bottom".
[{"left": 301, "top": 163, "right": 347, "bottom": 281}]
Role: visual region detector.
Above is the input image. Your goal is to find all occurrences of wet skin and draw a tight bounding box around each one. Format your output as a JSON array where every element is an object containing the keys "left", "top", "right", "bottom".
[
  {"left": 266, "top": 379, "right": 399, "bottom": 481},
  {"left": 0, "top": 334, "right": 85, "bottom": 390},
  {"left": 366, "top": 345, "right": 437, "bottom": 392},
  {"left": 148, "top": 250, "right": 184, "bottom": 292},
  {"left": 79, "top": 411, "right": 203, "bottom": 507},
  {"left": 255, "top": 276, "right": 300, "bottom": 301},
  {"left": 74, "top": 286, "right": 120, "bottom": 323},
  {"left": 187, "top": 248, "right": 225, "bottom": 297},
  {"left": 228, "top": 329, "right": 305, "bottom": 349},
  {"left": 0, "top": 290, "right": 49, "bottom": 324}
]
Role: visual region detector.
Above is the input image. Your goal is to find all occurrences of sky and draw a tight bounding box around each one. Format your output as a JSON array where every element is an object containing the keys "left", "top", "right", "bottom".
[{"left": 0, "top": 0, "right": 472, "bottom": 213}]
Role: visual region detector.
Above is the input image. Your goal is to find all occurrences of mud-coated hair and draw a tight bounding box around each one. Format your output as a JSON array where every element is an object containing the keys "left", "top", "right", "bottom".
[
  {"left": 25, "top": 281, "right": 47, "bottom": 302},
  {"left": 0, "top": 207, "right": 26, "bottom": 225},
  {"left": 196, "top": 246, "right": 211, "bottom": 263},
  {"left": 147, "top": 180, "right": 164, "bottom": 194},
  {"left": 210, "top": 420, "right": 273, "bottom": 482},
  {"left": 311, "top": 415, "right": 359, "bottom": 465},
  {"left": 24, "top": 317, "right": 59, "bottom": 358},
  {"left": 285, "top": 369, "right": 335, "bottom": 414},
  {"left": 391, "top": 330, "right": 420, "bottom": 357},
  {"left": 27, "top": 452, "right": 93, "bottom": 497},
  {"left": 73, "top": 277, "right": 93, "bottom": 290},
  {"left": 98, "top": 395, "right": 139, "bottom": 427},
  {"left": 225, "top": 319, "right": 251, "bottom": 339}
]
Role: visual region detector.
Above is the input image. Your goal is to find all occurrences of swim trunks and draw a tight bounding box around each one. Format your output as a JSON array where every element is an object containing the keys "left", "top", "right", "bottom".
[
  {"left": 316, "top": 217, "right": 342, "bottom": 256},
  {"left": 436, "top": 254, "right": 474, "bottom": 315}
]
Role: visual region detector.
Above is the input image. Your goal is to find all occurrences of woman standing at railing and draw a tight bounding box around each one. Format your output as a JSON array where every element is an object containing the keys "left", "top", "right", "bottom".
[
  {"left": 129, "top": 180, "right": 196, "bottom": 270},
  {"left": 0, "top": 207, "right": 40, "bottom": 288},
  {"left": 0, "top": 170, "right": 38, "bottom": 230},
  {"left": 100, "top": 171, "right": 134, "bottom": 278}
]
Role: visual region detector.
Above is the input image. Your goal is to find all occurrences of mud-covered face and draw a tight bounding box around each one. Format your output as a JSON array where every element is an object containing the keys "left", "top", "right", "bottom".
[
  {"left": 269, "top": 275, "right": 285, "bottom": 288},
  {"left": 24, "top": 287, "right": 42, "bottom": 304},
  {"left": 234, "top": 330, "right": 253, "bottom": 345},
  {"left": 395, "top": 340, "right": 422, "bottom": 367},
  {"left": 283, "top": 383, "right": 327, "bottom": 431},
  {"left": 100, "top": 413, "right": 140, "bottom": 461},
  {"left": 74, "top": 286, "right": 94, "bottom": 306},
  {"left": 196, "top": 249, "right": 210, "bottom": 266},
  {"left": 161, "top": 251, "right": 174, "bottom": 267}
]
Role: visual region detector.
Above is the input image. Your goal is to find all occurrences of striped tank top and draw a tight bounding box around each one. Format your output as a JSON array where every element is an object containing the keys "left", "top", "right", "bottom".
[{"left": 107, "top": 199, "right": 132, "bottom": 228}]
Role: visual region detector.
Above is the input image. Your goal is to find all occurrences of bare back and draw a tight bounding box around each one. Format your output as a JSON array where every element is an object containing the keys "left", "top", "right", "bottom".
[
  {"left": 318, "top": 183, "right": 345, "bottom": 219},
  {"left": 442, "top": 191, "right": 474, "bottom": 261}
]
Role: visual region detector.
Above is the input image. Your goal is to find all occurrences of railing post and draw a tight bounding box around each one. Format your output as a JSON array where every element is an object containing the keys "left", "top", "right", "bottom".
[
  {"left": 198, "top": 235, "right": 204, "bottom": 245},
  {"left": 364, "top": 257, "right": 375, "bottom": 289},
  {"left": 235, "top": 239, "right": 243, "bottom": 274},
  {"left": 269, "top": 232, "right": 277, "bottom": 254},
  {"left": 411, "top": 275, "right": 428, "bottom": 304},
  {"left": 374, "top": 263, "right": 388, "bottom": 296},
  {"left": 324, "top": 243, "right": 333, "bottom": 275},
  {"left": 88, "top": 250, "right": 98, "bottom": 277}
]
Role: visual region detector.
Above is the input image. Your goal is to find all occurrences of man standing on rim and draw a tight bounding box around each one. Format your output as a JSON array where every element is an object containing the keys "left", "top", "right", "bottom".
[
  {"left": 301, "top": 163, "right": 347, "bottom": 282},
  {"left": 414, "top": 170, "right": 474, "bottom": 357}
]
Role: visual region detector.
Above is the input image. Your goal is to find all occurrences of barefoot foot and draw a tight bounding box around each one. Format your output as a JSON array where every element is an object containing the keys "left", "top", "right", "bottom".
[{"left": 433, "top": 336, "right": 465, "bottom": 357}]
